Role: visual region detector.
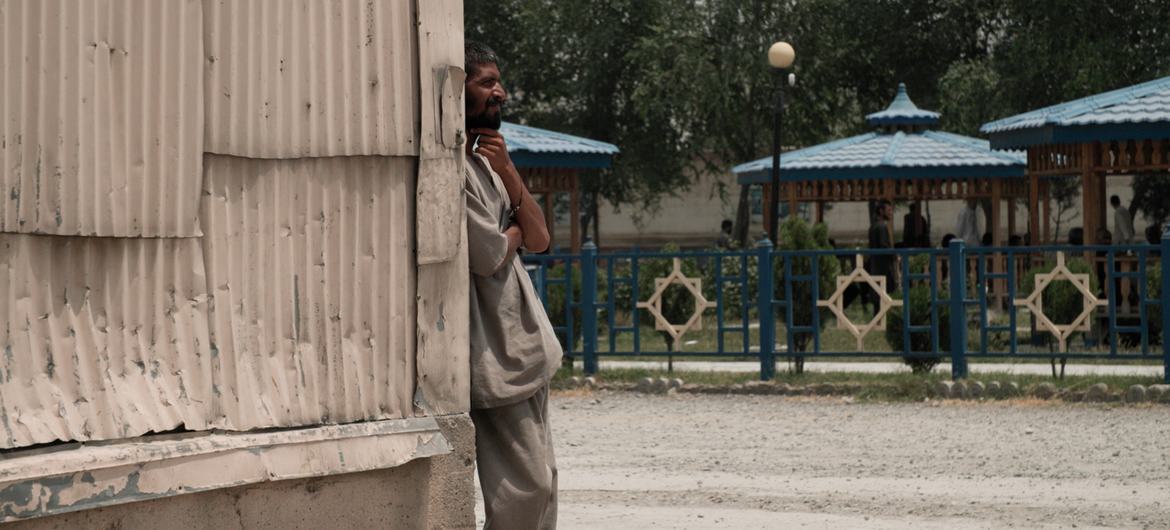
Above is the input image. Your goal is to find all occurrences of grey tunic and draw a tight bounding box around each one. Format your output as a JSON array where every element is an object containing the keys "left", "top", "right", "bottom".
[{"left": 465, "top": 154, "right": 562, "bottom": 409}]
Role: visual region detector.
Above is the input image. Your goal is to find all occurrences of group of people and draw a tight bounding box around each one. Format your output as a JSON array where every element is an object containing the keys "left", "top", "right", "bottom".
[{"left": 856, "top": 195, "right": 1159, "bottom": 314}]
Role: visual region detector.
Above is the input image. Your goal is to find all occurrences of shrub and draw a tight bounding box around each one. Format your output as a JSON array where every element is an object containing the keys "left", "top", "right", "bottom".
[
  {"left": 542, "top": 260, "right": 610, "bottom": 353},
  {"left": 774, "top": 217, "right": 840, "bottom": 373},
  {"left": 701, "top": 249, "right": 758, "bottom": 323},
  {"left": 543, "top": 261, "right": 582, "bottom": 351},
  {"left": 886, "top": 283, "right": 950, "bottom": 374}
]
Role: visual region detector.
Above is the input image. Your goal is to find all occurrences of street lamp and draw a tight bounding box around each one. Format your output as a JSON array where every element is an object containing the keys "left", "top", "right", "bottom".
[{"left": 767, "top": 41, "right": 795, "bottom": 245}]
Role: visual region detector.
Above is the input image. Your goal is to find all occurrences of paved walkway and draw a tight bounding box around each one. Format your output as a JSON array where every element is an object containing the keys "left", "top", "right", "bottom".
[{"left": 587, "top": 359, "right": 1164, "bottom": 377}]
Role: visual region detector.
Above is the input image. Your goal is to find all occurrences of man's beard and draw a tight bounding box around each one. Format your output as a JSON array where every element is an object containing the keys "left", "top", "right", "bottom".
[{"left": 466, "top": 102, "right": 503, "bottom": 130}]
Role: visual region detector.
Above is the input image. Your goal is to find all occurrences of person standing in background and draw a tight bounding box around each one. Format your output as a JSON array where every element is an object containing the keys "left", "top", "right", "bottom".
[
  {"left": 866, "top": 200, "right": 898, "bottom": 314},
  {"left": 954, "top": 199, "right": 981, "bottom": 248},
  {"left": 901, "top": 201, "right": 930, "bottom": 248},
  {"left": 1111, "top": 195, "right": 1135, "bottom": 245}
]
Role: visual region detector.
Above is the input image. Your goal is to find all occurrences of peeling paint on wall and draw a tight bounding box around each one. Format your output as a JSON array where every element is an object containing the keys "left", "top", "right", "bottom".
[
  {"left": 0, "top": 235, "right": 214, "bottom": 448},
  {"left": 0, "top": 417, "right": 450, "bottom": 522}
]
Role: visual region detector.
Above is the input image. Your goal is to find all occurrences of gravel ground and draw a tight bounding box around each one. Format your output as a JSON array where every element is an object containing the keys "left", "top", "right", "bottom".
[{"left": 478, "top": 391, "right": 1170, "bottom": 529}]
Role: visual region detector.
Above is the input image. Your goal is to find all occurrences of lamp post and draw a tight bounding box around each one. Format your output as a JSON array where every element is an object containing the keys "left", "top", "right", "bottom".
[{"left": 767, "top": 41, "right": 795, "bottom": 245}]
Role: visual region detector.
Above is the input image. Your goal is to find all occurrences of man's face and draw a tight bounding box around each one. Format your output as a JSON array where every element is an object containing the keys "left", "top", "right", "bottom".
[
  {"left": 465, "top": 63, "right": 507, "bottom": 130},
  {"left": 880, "top": 204, "right": 892, "bottom": 220}
]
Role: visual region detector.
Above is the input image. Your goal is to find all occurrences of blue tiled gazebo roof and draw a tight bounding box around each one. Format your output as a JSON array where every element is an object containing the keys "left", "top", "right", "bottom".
[
  {"left": 981, "top": 76, "right": 1170, "bottom": 150},
  {"left": 500, "top": 121, "right": 619, "bottom": 169},
  {"left": 734, "top": 84, "right": 1025, "bottom": 185}
]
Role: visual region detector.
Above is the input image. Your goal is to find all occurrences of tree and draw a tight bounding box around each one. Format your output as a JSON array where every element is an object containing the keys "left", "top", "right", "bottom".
[
  {"left": 1130, "top": 173, "right": 1170, "bottom": 232},
  {"left": 466, "top": 0, "right": 694, "bottom": 247},
  {"left": 468, "top": 0, "right": 1170, "bottom": 248},
  {"left": 1048, "top": 176, "right": 1081, "bottom": 243}
]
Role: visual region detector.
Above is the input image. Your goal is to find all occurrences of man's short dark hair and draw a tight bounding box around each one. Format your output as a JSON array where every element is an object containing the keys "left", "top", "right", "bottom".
[
  {"left": 1110, "top": 195, "right": 1121, "bottom": 206},
  {"left": 465, "top": 40, "right": 500, "bottom": 77}
]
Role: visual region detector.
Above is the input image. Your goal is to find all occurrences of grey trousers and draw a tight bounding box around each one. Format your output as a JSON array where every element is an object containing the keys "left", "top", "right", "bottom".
[{"left": 471, "top": 386, "right": 557, "bottom": 530}]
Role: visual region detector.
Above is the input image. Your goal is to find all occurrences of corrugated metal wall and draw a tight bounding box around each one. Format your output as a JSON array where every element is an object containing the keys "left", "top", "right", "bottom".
[
  {"left": 0, "top": 234, "right": 215, "bottom": 445},
  {"left": 0, "top": 0, "right": 468, "bottom": 450},
  {"left": 0, "top": 0, "right": 204, "bottom": 237},
  {"left": 202, "top": 155, "right": 416, "bottom": 428},
  {"left": 203, "top": 0, "right": 419, "bottom": 158}
]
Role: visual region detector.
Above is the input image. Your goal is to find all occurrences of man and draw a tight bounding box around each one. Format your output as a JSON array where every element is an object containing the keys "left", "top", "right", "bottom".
[
  {"left": 463, "top": 41, "right": 561, "bottom": 529},
  {"left": 866, "top": 200, "right": 898, "bottom": 313},
  {"left": 954, "top": 199, "right": 981, "bottom": 248},
  {"left": 1111, "top": 195, "right": 1135, "bottom": 245},
  {"left": 901, "top": 201, "right": 930, "bottom": 248},
  {"left": 716, "top": 219, "right": 734, "bottom": 249}
]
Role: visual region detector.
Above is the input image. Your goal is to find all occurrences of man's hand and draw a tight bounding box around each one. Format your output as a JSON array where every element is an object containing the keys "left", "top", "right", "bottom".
[
  {"left": 469, "top": 127, "right": 552, "bottom": 253},
  {"left": 470, "top": 128, "right": 517, "bottom": 181},
  {"left": 505, "top": 224, "right": 524, "bottom": 258}
]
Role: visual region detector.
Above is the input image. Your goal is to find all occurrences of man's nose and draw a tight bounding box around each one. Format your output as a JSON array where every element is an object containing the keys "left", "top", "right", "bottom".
[{"left": 494, "top": 84, "right": 508, "bottom": 103}]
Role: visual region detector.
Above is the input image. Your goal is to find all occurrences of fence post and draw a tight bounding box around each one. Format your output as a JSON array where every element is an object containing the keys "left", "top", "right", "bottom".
[
  {"left": 757, "top": 239, "right": 775, "bottom": 381},
  {"left": 1162, "top": 224, "right": 1170, "bottom": 384},
  {"left": 581, "top": 241, "right": 599, "bottom": 375},
  {"left": 948, "top": 239, "right": 969, "bottom": 380}
]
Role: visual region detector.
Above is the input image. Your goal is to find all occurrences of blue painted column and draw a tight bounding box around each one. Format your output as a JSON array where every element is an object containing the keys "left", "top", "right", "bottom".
[
  {"left": 1161, "top": 224, "right": 1170, "bottom": 384},
  {"left": 581, "top": 241, "right": 599, "bottom": 375},
  {"left": 948, "top": 239, "right": 969, "bottom": 380},
  {"left": 757, "top": 239, "right": 775, "bottom": 380}
]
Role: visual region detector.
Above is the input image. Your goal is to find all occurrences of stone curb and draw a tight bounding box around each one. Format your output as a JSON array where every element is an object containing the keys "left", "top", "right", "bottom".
[{"left": 554, "top": 378, "right": 1170, "bottom": 403}]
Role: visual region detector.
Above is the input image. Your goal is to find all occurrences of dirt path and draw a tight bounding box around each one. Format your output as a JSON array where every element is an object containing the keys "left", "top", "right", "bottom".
[{"left": 532, "top": 391, "right": 1170, "bottom": 529}]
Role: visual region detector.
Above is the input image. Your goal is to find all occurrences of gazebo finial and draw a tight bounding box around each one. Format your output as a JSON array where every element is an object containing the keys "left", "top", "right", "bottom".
[{"left": 865, "top": 83, "right": 941, "bottom": 129}]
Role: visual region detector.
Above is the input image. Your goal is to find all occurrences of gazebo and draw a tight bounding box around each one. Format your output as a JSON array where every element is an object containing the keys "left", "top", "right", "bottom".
[
  {"left": 501, "top": 121, "right": 619, "bottom": 253},
  {"left": 980, "top": 75, "right": 1170, "bottom": 245},
  {"left": 734, "top": 84, "right": 1028, "bottom": 248}
]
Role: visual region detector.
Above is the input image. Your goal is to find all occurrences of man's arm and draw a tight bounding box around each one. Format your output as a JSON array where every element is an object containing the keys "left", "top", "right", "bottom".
[
  {"left": 470, "top": 128, "right": 551, "bottom": 253},
  {"left": 467, "top": 180, "right": 526, "bottom": 277}
]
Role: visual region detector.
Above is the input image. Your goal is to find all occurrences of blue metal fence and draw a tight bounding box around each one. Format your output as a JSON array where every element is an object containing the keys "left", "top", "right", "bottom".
[{"left": 523, "top": 227, "right": 1170, "bottom": 382}]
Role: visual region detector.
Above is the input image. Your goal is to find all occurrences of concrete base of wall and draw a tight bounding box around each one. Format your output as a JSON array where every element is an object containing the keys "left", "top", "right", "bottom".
[{"left": 8, "top": 413, "right": 476, "bottom": 530}]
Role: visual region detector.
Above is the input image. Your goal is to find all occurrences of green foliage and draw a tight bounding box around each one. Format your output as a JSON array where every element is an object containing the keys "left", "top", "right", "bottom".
[
  {"left": 1022, "top": 257, "right": 1097, "bottom": 347},
  {"left": 468, "top": 1, "right": 1170, "bottom": 222},
  {"left": 543, "top": 262, "right": 583, "bottom": 351},
  {"left": 1131, "top": 174, "right": 1170, "bottom": 228},
  {"left": 774, "top": 218, "right": 840, "bottom": 356},
  {"left": 1046, "top": 176, "right": 1082, "bottom": 243},
  {"left": 466, "top": 0, "right": 692, "bottom": 217},
  {"left": 886, "top": 278, "right": 951, "bottom": 374},
  {"left": 701, "top": 247, "right": 759, "bottom": 323}
]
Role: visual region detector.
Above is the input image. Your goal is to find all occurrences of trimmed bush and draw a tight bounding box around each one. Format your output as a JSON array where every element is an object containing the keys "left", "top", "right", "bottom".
[
  {"left": 885, "top": 254, "right": 949, "bottom": 373},
  {"left": 774, "top": 217, "right": 840, "bottom": 373},
  {"left": 886, "top": 284, "right": 950, "bottom": 373},
  {"left": 543, "top": 261, "right": 583, "bottom": 351}
]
